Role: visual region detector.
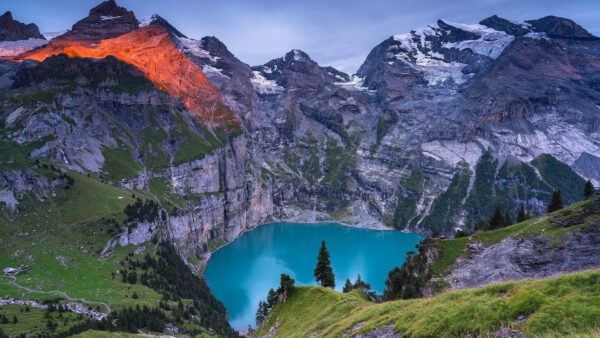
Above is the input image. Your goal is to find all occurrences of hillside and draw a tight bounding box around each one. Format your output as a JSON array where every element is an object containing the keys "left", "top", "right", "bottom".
[
  {"left": 254, "top": 198, "right": 600, "bottom": 337},
  {"left": 253, "top": 270, "right": 600, "bottom": 337}
]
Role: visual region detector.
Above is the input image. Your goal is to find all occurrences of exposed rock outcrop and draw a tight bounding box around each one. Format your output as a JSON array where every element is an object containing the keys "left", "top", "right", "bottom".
[{"left": 0, "top": 11, "right": 44, "bottom": 41}]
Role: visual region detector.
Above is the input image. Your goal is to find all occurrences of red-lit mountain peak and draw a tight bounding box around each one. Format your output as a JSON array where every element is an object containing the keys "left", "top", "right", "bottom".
[{"left": 4, "top": 16, "right": 239, "bottom": 129}]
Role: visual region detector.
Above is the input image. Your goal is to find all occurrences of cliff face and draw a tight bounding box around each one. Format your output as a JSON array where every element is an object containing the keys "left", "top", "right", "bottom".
[{"left": 0, "top": 11, "right": 44, "bottom": 41}]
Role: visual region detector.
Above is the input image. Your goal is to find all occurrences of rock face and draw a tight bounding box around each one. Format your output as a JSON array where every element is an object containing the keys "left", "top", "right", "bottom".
[
  {"left": 56, "top": 0, "right": 139, "bottom": 42},
  {"left": 14, "top": 25, "right": 238, "bottom": 127},
  {"left": 446, "top": 208, "right": 600, "bottom": 289},
  {"left": 0, "top": 11, "right": 44, "bottom": 41}
]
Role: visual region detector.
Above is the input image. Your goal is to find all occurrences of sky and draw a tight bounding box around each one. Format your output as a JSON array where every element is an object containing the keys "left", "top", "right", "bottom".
[{"left": 4, "top": 0, "right": 600, "bottom": 74}]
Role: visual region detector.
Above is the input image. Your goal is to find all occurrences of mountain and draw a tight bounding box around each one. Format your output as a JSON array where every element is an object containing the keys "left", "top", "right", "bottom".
[
  {"left": 0, "top": 11, "right": 47, "bottom": 58},
  {"left": 0, "top": 11, "right": 44, "bottom": 41},
  {"left": 2, "top": 1, "right": 600, "bottom": 334}
]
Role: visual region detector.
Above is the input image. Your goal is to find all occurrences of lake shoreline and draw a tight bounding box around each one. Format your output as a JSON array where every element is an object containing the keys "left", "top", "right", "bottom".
[
  {"left": 205, "top": 209, "right": 410, "bottom": 262},
  {"left": 204, "top": 222, "right": 423, "bottom": 329}
]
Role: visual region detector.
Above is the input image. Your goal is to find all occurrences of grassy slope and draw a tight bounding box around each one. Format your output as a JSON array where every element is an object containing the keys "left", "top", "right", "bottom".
[
  {"left": 255, "top": 270, "right": 600, "bottom": 337},
  {"left": 433, "top": 198, "right": 597, "bottom": 275},
  {"left": 255, "top": 198, "right": 600, "bottom": 337},
  {"left": 0, "top": 170, "right": 161, "bottom": 309}
]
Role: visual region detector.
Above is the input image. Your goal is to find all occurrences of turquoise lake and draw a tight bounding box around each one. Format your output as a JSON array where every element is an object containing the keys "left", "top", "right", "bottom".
[{"left": 204, "top": 222, "right": 423, "bottom": 329}]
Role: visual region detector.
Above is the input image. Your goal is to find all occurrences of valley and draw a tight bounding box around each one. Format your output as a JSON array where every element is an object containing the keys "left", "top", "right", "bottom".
[{"left": 0, "top": 0, "right": 599, "bottom": 336}]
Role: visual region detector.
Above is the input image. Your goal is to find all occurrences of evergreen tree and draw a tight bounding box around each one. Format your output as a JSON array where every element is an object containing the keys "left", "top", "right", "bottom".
[
  {"left": 343, "top": 278, "right": 353, "bottom": 293},
  {"left": 266, "top": 288, "right": 278, "bottom": 309},
  {"left": 277, "top": 274, "right": 295, "bottom": 299},
  {"left": 547, "top": 189, "right": 563, "bottom": 213},
  {"left": 314, "top": 240, "right": 335, "bottom": 288},
  {"left": 516, "top": 204, "right": 527, "bottom": 223},
  {"left": 255, "top": 300, "right": 268, "bottom": 326},
  {"left": 584, "top": 180, "right": 595, "bottom": 199},
  {"left": 11, "top": 315, "right": 17, "bottom": 324},
  {"left": 489, "top": 204, "right": 505, "bottom": 230},
  {"left": 503, "top": 210, "right": 512, "bottom": 227}
]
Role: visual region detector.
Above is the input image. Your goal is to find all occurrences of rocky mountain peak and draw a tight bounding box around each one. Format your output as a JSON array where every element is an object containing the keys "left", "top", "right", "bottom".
[
  {"left": 56, "top": 0, "right": 139, "bottom": 42},
  {"left": 88, "top": 0, "right": 132, "bottom": 17},
  {"left": 526, "top": 16, "right": 596, "bottom": 40},
  {"left": 139, "top": 14, "right": 187, "bottom": 39},
  {"left": 253, "top": 49, "right": 349, "bottom": 90},
  {"left": 479, "top": 15, "right": 530, "bottom": 36},
  {"left": 0, "top": 10, "right": 45, "bottom": 41}
]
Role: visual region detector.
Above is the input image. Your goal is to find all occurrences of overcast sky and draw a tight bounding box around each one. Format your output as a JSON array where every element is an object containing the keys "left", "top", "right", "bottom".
[{"left": 5, "top": 0, "right": 600, "bottom": 74}]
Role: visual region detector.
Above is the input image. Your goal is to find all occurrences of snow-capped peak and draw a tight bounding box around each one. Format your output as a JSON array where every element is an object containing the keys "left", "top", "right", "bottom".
[
  {"left": 139, "top": 14, "right": 158, "bottom": 27},
  {"left": 439, "top": 19, "right": 514, "bottom": 59}
]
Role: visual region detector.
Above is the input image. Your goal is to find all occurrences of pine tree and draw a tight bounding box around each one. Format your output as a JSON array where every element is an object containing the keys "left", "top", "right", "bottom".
[
  {"left": 547, "top": 189, "right": 563, "bottom": 213},
  {"left": 516, "top": 204, "right": 527, "bottom": 223},
  {"left": 503, "top": 210, "right": 512, "bottom": 227},
  {"left": 343, "top": 278, "right": 353, "bottom": 293},
  {"left": 314, "top": 240, "right": 335, "bottom": 288},
  {"left": 584, "top": 180, "right": 595, "bottom": 199},
  {"left": 266, "top": 288, "right": 278, "bottom": 309},
  {"left": 277, "top": 274, "right": 295, "bottom": 299},
  {"left": 489, "top": 204, "right": 505, "bottom": 229},
  {"left": 11, "top": 315, "right": 17, "bottom": 324},
  {"left": 255, "top": 300, "right": 268, "bottom": 326}
]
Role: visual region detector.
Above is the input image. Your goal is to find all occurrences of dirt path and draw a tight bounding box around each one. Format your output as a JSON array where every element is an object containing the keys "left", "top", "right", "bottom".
[{"left": 7, "top": 277, "right": 111, "bottom": 314}]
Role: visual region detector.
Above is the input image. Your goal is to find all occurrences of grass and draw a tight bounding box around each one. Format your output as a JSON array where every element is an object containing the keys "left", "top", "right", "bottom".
[
  {"left": 0, "top": 304, "right": 90, "bottom": 337},
  {"left": 101, "top": 139, "right": 143, "bottom": 182},
  {"left": 531, "top": 154, "right": 586, "bottom": 204},
  {"left": 0, "top": 137, "right": 54, "bottom": 170},
  {"left": 140, "top": 126, "right": 170, "bottom": 169},
  {"left": 254, "top": 269, "right": 600, "bottom": 337},
  {"left": 430, "top": 198, "right": 599, "bottom": 276},
  {"left": 0, "top": 169, "right": 161, "bottom": 311},
  {"left": 171, "top": 112, "right": 227, "bottom": 166}
]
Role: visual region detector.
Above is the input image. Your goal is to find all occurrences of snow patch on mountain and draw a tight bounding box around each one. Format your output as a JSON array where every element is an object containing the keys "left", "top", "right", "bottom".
[
  {"left": 202, "top": 65, "right": 229, "bottom": 79},
  {"left": 440, "top": 21, "right": 514, "bottom": 59},
  {"left": 0, "top": 38, "right": 47, "bottom": 57},
  {"left": 100, "top": 16, "right": 122, "bottom": 21},
  {"left": 524, "top": 32, "right": 548, "bottom": 40},
  {"left": 251, "top": 71, "right": 284, "bottom": 94},
  {"left": 176, "top": 36, "right": 216, "bottom": 62},
  {"left": 42, "top": 31, "right": 66, "bottom": 40},
  {"left": 334, "top": 75, "right": 373, "bottom": 92},
  {"left": 138, "top": 15, "right": 157, "bottom": 27},
  {"left": 393, "top": 26, "right": 472, "bottom": 86}
]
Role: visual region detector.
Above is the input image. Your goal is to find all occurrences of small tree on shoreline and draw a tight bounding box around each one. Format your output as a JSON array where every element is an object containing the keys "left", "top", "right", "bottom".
[{"left": 314, "top": 240, "right": 335, "bottom": 288}]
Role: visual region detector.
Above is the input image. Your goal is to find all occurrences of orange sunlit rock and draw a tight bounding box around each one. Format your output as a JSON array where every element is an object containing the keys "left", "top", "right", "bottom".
[{"left": 7, "top": 25, "right": 239, "bottom": 128}]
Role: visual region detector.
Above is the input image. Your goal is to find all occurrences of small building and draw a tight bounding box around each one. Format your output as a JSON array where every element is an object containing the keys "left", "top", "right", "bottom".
[{"left": 3, "top": 267, "right": 18, "bottom": 276}]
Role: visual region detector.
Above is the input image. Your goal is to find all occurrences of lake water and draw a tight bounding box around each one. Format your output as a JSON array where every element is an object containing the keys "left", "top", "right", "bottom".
[{"left": 204, "top": 222, "right": 422, "bottom": 329}]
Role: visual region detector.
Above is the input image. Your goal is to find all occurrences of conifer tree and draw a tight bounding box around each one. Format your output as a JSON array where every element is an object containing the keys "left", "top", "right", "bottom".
[
  {"left": 489, "top": 204, "right": 505, "bottom": 229},
  {"left": 584, "top": 180, "right": 595, "bottom": 199},
  {"left": 516, "top": 204, "right": 527, "bottom": 223},
  {"left": 503, "top": 210, "right": 512, "bottom": 227},
  {"left": 343, "top": 278, "right": 353, "bottom": 293},
  {"left": 314, "top": 240, "right": 335, "bottom": 288},
  {"left": 547, "top": 189, "right": 563, "bottom": 213},
  {"left": 255, "top": 301, "right": 268, "bottom": 326},
  {"left": 266, "top": 288, "right": 278, "bottom": 309},
  {"left": 277, "top": 274, "right": 295, "bottom": 299}
]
